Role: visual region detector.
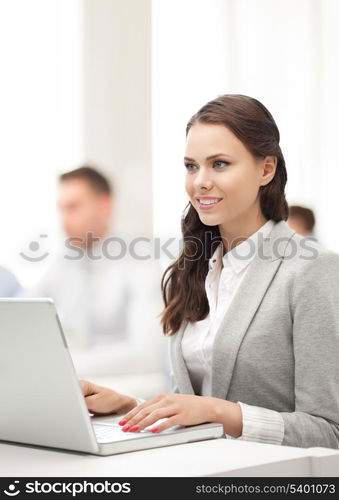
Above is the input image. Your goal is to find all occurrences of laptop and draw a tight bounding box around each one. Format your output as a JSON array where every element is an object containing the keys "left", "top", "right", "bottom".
[{"left": 0, "top": 298, "right": 223, "bottom": 455}]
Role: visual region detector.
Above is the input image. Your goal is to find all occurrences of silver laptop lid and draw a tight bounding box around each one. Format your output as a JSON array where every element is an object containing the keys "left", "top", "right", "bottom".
[{"left": 0, "top": 298, "right": 99, "bottom": 454}]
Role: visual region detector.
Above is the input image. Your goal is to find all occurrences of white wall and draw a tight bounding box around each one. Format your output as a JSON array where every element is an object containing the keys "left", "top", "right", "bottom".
[
  {"left": 82, "top": 0, "right": 153, "bottom": 239},
  {"left": 152, "top": 0, "right": 339, "bottom": 252},
  {"left": 0, "top": 0, "right": 83, "bottom": 288},
  {"left": 315, "top": 0, "right": 339, "bottom": 250}
]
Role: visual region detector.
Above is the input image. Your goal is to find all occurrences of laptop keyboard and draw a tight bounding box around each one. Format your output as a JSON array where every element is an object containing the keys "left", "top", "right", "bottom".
[{"left": 93, "top": 423, "right": 153, "bottom": 443}]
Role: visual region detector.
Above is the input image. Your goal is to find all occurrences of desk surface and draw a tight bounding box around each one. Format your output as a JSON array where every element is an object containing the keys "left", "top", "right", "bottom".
[{"left": 1, "top": 438, "right": 339, "bottom": 477}]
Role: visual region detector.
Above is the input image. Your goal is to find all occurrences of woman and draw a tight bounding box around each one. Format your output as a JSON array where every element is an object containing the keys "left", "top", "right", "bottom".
[{"left": 81, "top": 94, "right": 339, "bottom": 449}]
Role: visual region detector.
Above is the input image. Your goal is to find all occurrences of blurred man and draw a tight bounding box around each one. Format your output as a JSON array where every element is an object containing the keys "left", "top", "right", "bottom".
[
  {"left": 287, "top": 205, "right": 317, "bottom": 239},
  {"left": 0, "top": 266, "right": 21, "bottom": 296},
  {"left": 21, "top": 166, "right": 166, "bottom": 382}
]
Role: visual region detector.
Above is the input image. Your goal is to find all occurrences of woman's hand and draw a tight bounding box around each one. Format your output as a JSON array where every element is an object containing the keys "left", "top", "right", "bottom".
[
  {"left": 80, "top": 379, "right": 138, "bottom": 415},
  {"left": 118, "top": 393, "right": 243, "bottom": 437}
]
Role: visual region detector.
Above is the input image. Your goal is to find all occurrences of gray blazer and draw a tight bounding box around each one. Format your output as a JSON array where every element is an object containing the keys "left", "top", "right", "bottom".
[{"left": 170, "top": 221, "right": 339, "bottom": 449}]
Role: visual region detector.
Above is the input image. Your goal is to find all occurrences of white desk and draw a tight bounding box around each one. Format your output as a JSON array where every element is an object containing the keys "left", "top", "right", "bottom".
[{"left": 1, "top": 439, "right": 339, "bottom": 477}]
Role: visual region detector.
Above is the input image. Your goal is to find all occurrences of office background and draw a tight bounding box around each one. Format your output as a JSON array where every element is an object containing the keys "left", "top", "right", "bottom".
[{"left": 0, "top": 0, "right": 338, "bottom": 288}]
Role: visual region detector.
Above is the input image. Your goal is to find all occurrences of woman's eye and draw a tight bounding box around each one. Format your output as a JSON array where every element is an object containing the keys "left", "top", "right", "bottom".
[
  {"left": 214, "top": 160, "right": 230, "bottom": 168},
  {"left": 184, "top": 163, "right": 197, "bottom": 172}
]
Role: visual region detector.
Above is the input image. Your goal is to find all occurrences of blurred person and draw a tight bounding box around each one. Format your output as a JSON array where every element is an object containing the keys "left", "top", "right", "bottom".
[
  {"left": 0, "top": 266, "right": 21, "bottom": 296},
  {"left": 287, "top": 205, "right": 317, "bottom": 239},
  {"left": 80, "top": 95, "right": 339, "bottom": 449},
  {"left": 21, "top": 166, "right": 167, "bottom": 381}
]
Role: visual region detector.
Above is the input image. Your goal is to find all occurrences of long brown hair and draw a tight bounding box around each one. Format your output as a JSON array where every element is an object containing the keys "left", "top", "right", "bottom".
[{"left": 160, "top": 94, "right": 288, "bottom": 336}]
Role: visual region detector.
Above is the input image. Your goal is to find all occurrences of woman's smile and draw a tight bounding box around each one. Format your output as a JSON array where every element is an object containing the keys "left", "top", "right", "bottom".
[{"left": 195, "top": 196, "right": 223, "bottom": 210}]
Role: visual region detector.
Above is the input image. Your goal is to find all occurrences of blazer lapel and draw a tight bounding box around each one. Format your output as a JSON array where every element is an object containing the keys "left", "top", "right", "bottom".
[{"left": 211, "top": 221, "right": 295, "bottom": 400}]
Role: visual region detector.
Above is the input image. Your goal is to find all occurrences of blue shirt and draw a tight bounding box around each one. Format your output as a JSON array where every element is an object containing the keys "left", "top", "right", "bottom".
[{"left": 0, "top": 266, "right": 21, "bottom": 297}]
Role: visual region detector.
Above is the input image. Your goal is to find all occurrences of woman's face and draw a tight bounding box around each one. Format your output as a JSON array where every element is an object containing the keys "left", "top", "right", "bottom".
[{"left": 184, "top": 122, "right": 276, "bottom": 236}]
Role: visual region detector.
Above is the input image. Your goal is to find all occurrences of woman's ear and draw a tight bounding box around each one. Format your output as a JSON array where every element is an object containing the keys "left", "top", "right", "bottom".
[{"left": 260, "top": 156, "right": 277, "bottom": 186}]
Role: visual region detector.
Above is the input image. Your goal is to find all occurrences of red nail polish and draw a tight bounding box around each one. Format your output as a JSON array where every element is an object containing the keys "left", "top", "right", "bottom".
[
  {"left": 130, "top": 426, "right": 140, "bottom": 432},
  {"left": 150, "top": 427, "right": 159, "bottom": 433},
  {"left": 118, "top": 419, "right": 127, "bottom": 426},
  {"left": 122, "top": 426, "right": 130, "bottom": 432}
]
